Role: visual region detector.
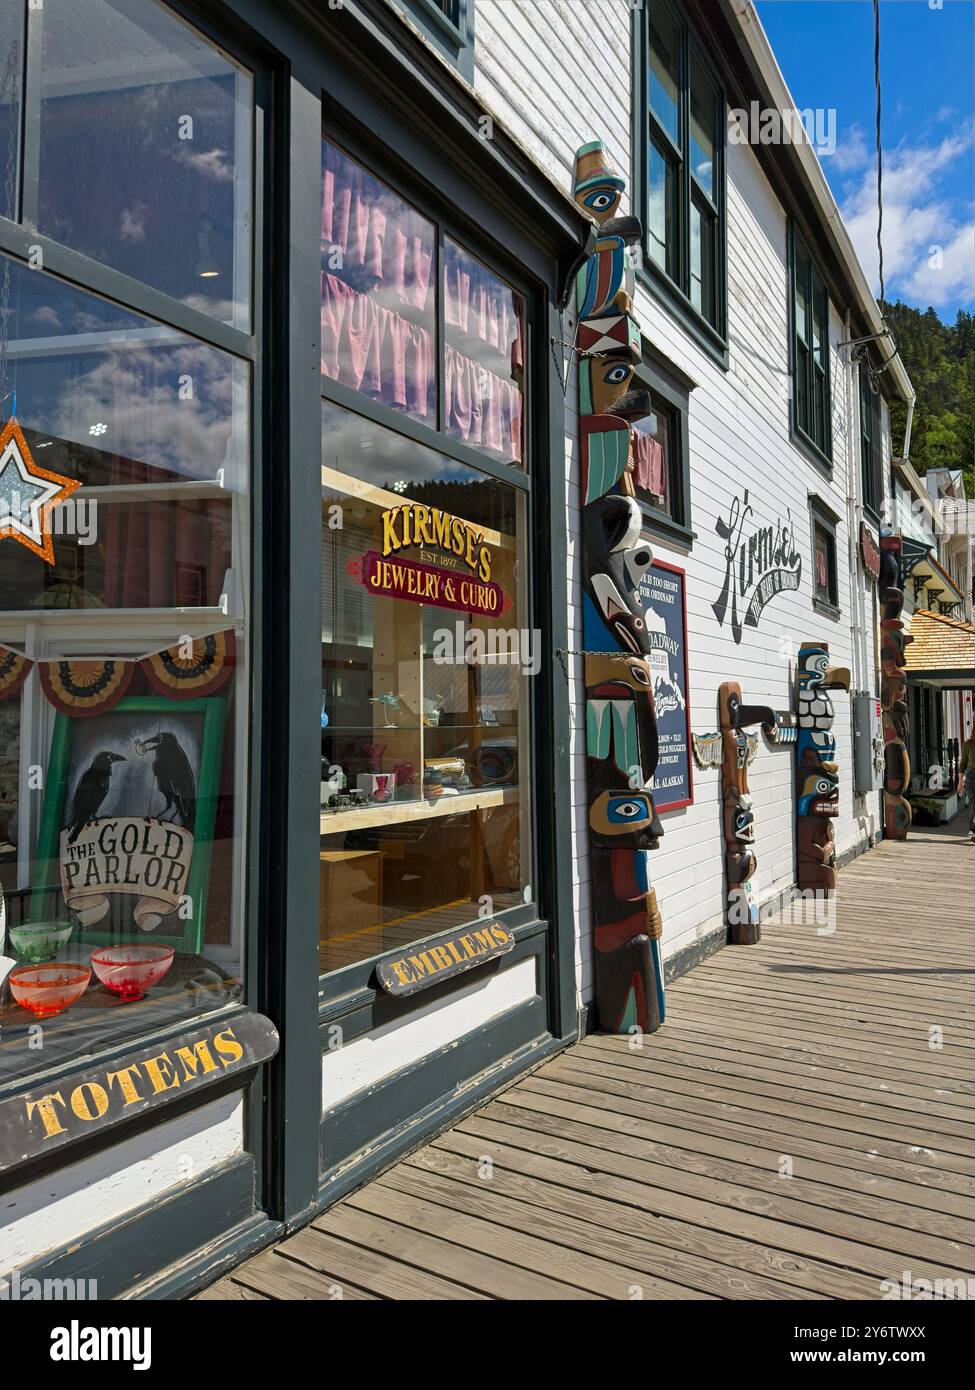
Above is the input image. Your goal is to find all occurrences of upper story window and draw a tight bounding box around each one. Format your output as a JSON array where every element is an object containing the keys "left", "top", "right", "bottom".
[
  {"left": 809, "top": 496, "right": 840, "bottom": 618},
  {"left": 859, "top": 363, "right": 882, "bottom": 517},
  {"left": 636, "top": 0, "right": 726, "bottom": 351},
  {"left": 791, "top": 226, "right": 832, "bottom": 467},
  {"left": 392, "top": 0, "right": 475, "bottom": 82}
]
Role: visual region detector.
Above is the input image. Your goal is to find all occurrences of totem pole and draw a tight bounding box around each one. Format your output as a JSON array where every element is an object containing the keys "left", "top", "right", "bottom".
[
  {"left": 692, "top": 686, "right": 795, "bottom": 944},
  {"left": 879, "top": 531, "right": 912, "bottom": 838},
  {"left": 795, "top": 641, "right": 851, "bottom": 892},
  {"left": 573, "top": 140, "right": 664, "bottom": 1033}
]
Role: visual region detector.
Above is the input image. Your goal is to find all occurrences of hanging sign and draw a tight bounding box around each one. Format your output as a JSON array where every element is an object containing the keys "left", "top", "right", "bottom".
[
  {"left": 860, "top": 521, "right": 881, "bottom": 582},
  {"left": 711, "top": 491, "right": 802, "bottom": 642},
  {"left": 0, "top": 1012, "right": 279, "bottom": 1171},
  {"left": 349, "top": 501, "right": 511, "bottom": 616},
  {"left": 638, "top": 558, "right": 693, "bottom": 810},
  {"left": 377, "top": 920, "right": 515, "bottom": 996}
]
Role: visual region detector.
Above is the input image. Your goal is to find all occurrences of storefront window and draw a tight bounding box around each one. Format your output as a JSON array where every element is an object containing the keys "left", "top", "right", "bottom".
[
  {"left": 320, "top": 401, "right": 530, "bottom": 975},
  {"left": 0, "top": 253, "right": 249, "bottom": 1082},
  {"left": 35, "top": 0, "right": 253, "bottom": 328}
]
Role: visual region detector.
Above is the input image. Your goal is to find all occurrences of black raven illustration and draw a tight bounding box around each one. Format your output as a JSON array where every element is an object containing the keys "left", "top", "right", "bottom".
[
  {"left": 140, "top": 733, "right": 196, "bottom": 826},
  {"left": 67, "top": 751, "right": 126, "bottom": 844}
]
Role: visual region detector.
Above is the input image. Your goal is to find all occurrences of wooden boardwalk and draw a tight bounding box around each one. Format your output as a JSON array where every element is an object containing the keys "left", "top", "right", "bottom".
[{"left": 200, "top": 819, "right": 975, "bottom": 1300}]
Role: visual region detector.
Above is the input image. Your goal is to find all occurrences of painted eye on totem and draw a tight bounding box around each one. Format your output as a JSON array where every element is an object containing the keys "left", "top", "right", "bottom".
[
  {"left": 815, "top": 778, "right": 833, "bottom": 794},
  {"left": 585, "top": 191, "right": 614, "bottom": 211},
  {"left": 815, "top": 656, "right": 828, "bottom": 673},
  {"left": 611, "top": 800, "right": 645, "bottom": 819},
  {"left": 629, "top": 664, "right": 651, "bottom": 685},
  {"left": 603, "top": 363, "right": 630, "bottom": 384}
]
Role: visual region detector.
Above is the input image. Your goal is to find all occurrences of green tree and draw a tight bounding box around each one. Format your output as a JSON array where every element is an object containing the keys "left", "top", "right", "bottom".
[{"left": 881, "top": 300, "right": 975, "bottom": 495}]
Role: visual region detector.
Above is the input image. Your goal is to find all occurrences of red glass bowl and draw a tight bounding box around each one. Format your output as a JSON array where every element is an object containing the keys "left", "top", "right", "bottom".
[
  {"left": 9, "top": 962, "right": 92, "bottom": 1019},
  {"left": 91, "top": 945, "right": 175, "bottom": 1002}
]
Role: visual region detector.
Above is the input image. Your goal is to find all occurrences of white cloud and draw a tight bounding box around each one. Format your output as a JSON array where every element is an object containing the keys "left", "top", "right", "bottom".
[
  {"left": 836, "top": 126, "right": 974, "bottom": 311},
  {"left": 826, "top": 123, "right": 869, "bottom": 174}
]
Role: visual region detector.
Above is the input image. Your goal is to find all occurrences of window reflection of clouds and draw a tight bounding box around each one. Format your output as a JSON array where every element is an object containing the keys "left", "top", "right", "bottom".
[
  {"left": 5, "top": 256, "right": 242, "bottom": 484},
  {"left": 321, "top": 402, "right": 469, "bottom": 489}
]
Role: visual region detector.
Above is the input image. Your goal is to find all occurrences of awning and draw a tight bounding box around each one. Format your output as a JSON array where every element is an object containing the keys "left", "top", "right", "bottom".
[
  {"left": 906, "top": 551, "right": 966, "bottom": 616},
  {"left": 904, "top": 609, "right": 975, "bottom": 688}
]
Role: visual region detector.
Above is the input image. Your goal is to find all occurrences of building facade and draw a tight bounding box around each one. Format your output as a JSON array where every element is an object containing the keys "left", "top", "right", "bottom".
[{"left": 0, "top": 0, "right": 926, "bottom": 1298}]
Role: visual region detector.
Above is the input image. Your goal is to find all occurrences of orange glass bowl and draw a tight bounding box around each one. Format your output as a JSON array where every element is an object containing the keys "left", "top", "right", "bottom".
[
  {"left": 91, "top": 945, "right": 175, "bottom": 1002},
  {"left": 8, "top": 962, "right": 92, "bottom": 1019}
]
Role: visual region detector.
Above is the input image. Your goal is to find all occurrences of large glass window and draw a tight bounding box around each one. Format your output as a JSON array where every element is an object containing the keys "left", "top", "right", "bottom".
[
  {"left": 320, "top": 404, "right": 530, "bottom": 975},
  {"left": 0, "top": 0, "right": 254, "bottom": 1087},
  {"left": 791, "top": 227, "right": 832, "bottom": 463},
  {"left": 320, "top": 132, "right": 533, "bottom": 981},
  {"left": 640, "top": 4, "right": 725, "bottom": 337},
  {"left": 0, "top": 255, "right": 250, "bottom": 1082},
  {"left": 34, "top": 0, "right": 253, "bottom": 328}
]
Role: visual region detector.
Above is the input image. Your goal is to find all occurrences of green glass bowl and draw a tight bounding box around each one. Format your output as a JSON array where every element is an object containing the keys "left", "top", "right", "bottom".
[{"left": 8, "top": 921, "right": 74, "bottom": 964}]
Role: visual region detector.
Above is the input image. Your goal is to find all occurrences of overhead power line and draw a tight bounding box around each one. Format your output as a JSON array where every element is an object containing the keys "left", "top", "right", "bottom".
[{"left": 873, "top": 0, "right": 885, "bottom": 305}]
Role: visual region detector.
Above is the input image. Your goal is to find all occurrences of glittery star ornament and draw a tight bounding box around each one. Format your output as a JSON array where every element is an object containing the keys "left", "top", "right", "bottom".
[{"left": 0, "top": 419, "right": 80, "bottom": 564}]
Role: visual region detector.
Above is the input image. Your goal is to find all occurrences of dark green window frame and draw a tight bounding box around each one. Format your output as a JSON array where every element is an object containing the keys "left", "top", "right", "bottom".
[
  {"left": 393, "top": 0, "right": 475, "bottom": 82},
  {"left": 859, "top": 362, "right": 883, "bottom": 520},
  {"left": 790, "top": 224, "right": 833, "bottom": 470},
  {"left": 632, "top": 0, "right": 728, "bottom": 363},
  {"left": 809, "top": 495, "right": 840, "bottom": 619}
]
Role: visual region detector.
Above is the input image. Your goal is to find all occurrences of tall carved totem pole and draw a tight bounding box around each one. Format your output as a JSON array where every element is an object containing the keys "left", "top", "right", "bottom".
[
  {"left": 795, "top": 641, "right": 851, "bottom": 891},
  {"left": 879, "top": 531, "right": 912, "bottom": 838},
  {"left": 573, "top": 141, "right": 665, "bottom": 1033}
]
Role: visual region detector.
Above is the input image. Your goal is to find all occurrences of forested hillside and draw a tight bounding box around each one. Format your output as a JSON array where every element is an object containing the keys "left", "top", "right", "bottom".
[{"left": 881, "top": 301, "right": 975, "bottom": 494}]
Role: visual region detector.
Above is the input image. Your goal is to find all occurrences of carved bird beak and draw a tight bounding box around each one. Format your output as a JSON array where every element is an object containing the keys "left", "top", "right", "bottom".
[{"left": 825, "top": 666, "right": 852, "bottom": 690}]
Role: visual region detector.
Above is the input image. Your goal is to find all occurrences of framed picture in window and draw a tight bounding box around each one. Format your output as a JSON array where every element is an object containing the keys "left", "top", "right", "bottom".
[{"left": 30, "top": 696, "right": 227, "bottom": 953}]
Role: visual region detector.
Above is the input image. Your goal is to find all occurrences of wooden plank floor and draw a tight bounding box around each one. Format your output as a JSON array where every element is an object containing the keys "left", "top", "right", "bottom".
[{"left": 200, "top": 818, "right": 975, "bottom": 1300}]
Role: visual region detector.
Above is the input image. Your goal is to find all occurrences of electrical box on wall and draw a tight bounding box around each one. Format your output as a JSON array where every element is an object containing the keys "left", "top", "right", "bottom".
[{"left": 853, "top": 691, "right": 884, "bottom": 795}]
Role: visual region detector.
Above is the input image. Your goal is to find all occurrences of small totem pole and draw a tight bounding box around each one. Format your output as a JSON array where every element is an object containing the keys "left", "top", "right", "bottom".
[
  {"left": 573, "top": 140, "right": 665, "bottom": 1033},
  {"left": 879, "top": 531, "right": 912, "bottom": 838},
  {"left": 795, "top": 641, "right": 851, "bottom": 892},
  {"left": 693, "top": 685, "right": 795, "bottom": 944}
]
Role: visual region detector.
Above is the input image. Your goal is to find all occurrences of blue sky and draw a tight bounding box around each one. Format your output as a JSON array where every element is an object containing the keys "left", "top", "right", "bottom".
[{"left": 756, "top": 0, "right": 974, "bottom": 321}]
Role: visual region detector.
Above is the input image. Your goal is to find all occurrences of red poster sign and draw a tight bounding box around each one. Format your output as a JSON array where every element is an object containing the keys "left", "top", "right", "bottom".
[{"left": 348, "top": 551, "right": 511, "bottom": 617}]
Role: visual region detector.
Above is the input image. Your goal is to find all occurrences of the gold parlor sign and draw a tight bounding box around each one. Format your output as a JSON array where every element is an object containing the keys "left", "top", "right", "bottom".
[{"left": 0, "top": 1012, "right": 279, "bottom": 1171}]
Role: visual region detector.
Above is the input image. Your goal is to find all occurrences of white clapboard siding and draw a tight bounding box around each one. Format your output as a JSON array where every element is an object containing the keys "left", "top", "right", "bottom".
[{"left": 473, "top": 2, "right": 884, "bottom": 1009}]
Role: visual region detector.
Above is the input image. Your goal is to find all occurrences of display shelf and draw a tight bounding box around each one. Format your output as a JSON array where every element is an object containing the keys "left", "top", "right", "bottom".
[{"left": 320, "top": 783, "right": 518, "bottom": 834}]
